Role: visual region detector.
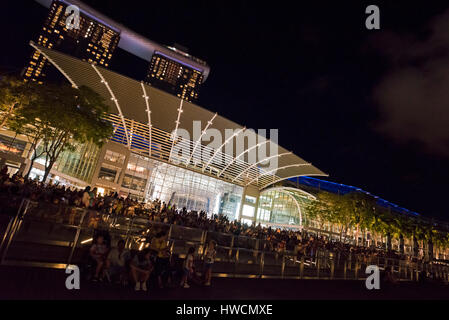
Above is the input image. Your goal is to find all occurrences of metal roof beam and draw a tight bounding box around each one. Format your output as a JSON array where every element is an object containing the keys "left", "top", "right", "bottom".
[
  {"left": 218, "top": 139, "right": 271, "bottom": 178},
  {"left": 140, "top": 82, "right": 152, "bottom": 157},
  {"left": 185, "top": 112, "right": 217, "bottom": 166},
  {"left": 201, "top": 127, "right": 246, "bottom": 173},
  {"left": 246, "top": 163, "right": 312, "bottom": 187},
  {"left": 168, "top": 99, "right": 184, "bottom": 162},
  {"left": 232, "top": 151, "right": 292, "bottom": 183},
  {"left": 91, "top": 64, "right": 130, "bottom": 147}
]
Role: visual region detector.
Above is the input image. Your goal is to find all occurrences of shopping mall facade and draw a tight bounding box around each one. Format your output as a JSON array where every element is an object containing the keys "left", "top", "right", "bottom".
[
  {"left": 2, "top": 43, "right": 449, "bottom": 260},
  {"left": 0, "top": 43, "right": 327, "bottom": 230}
]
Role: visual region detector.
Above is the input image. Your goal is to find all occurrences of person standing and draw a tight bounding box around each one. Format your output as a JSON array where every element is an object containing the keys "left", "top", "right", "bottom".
[
  {"left": 151, "top": 231, "right": 171, "bottom": 288},
  {"left": 203, "top": 241, "right": 216, "bottom": 286},
  {"left": 181, "top": 247, "right": 195, "bottom": 289}
]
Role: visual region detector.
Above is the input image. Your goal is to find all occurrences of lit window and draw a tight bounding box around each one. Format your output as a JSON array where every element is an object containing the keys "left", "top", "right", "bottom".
[
  {"left": 242, "top": 204, "right": 255, "bottom": 217},
  {"left": 245, "top": 195, "right": 257, "bottom": 204}
]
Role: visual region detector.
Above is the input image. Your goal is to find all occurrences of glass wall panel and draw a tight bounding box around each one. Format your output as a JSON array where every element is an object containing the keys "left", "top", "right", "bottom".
[
  {"left": 256, "top": 189, "right": 302, "bottom": 226},
  {"left": 146, "top": 159, "right": 243, "bottom": 219},
  {"left": 46, "top": 141, "right": 100, "bottom": 183}
]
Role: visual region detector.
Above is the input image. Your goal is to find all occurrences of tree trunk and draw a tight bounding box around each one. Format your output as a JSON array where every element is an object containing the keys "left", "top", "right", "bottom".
[
  {"left": 24, "top": 158, "right": 36, "bottom": 179},
  {"left": 43, "top": 159, "right": 56, "bottom": 184}
]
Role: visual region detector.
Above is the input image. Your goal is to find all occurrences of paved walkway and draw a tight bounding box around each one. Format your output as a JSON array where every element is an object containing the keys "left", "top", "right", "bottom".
[{"left": 0, "top": 266, "right": 448, "bottom": 300}]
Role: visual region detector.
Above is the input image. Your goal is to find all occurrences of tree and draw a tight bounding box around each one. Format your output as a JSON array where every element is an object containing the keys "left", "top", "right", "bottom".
[
  {"left": 7, "top": 106, "right": 47, "bottom": 178},
  {"left": 341, "top": 192, "right": 374, "bottom": 244},
  {"left": 0, "top": 76, "right": 39, "bottom": 128},
  {"left": 8, "top": 83, "right": 114, "bottom": 182},
  {"left": 305, "top": 192, "right": 333, "bottom": 234}
]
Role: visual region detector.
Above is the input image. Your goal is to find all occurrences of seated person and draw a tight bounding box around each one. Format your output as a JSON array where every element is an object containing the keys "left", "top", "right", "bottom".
[
  {"left": 89, "top": 235, "right": 109, "bottom": 281},
  {"left": 106, "top": 239, "right": 130, "bottom": 284},
  {"left": 130, "top": 248, "right": 154, "bottom": 291}
]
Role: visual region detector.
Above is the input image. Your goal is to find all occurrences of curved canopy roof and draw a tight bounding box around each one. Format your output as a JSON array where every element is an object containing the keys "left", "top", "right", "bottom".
[{"left": 31, "top": 42, "right": 328, "bottom": 189}]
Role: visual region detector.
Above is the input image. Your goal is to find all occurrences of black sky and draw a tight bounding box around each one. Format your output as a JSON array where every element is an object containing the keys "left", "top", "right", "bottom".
[{"left": 1, "top": 0, "right": 449, "bottom": 220}]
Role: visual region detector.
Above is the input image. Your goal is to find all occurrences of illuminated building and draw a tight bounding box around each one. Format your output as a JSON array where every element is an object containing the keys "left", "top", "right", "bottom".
[
  {"left": 17, "top": 44, "right": 326, "bottom": 222},
  {"left": 32, "top": 0, "right": 211, "bottom": 100},
  {"left": 23, "top": 0, "right": 120, "bottom": 82},
  {"left": 2, "top": 42, "right": 448, "bottom": 260},
  {"left": 145, "top": 47, "right": 207, "bottom": 102}
]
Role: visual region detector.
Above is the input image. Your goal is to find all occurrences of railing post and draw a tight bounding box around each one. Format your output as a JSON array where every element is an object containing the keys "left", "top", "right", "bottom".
[
  {"left": 229, "top": 236, "right": 234, "bottom": 262},
  {"left": 300, "top": 255, "right": 304, "bottom": 279},
  {"left": 67, "top": 209, "right": 87, "bottom": 265},
  {"left": 124, "top": 216, "right": 134, "bottom": 249},
  {"left": 281, "top": 255, "right": 285, "bottom": 279},
  {"left": 260, "top": 252, "right": 265, "bottom": 277},
  {"left": 316, "top": 253, "right": 320, "bottom": 278},
  {"left": 330, "top": 255, "right": 335, "bottom": 279},
  {"left": 168, "top": 224, "right": 173, "bottom": 239},
  {"left": 1, "top": 198, "right": 26, "bottom": 252},
  {"left": 234, "top": 248, "right": 239, "bottom": 278},
  {"left": 169, "top": 239, "right": 175, "bottom": 256},
  {"left": 1, "top": 199, "right": 30, "bottom": 264},
  {"left": 0, "top": 217, "right": 15, "bottom": 256},
  {"left": 343, "top": 259, "right": 347, "bottom": 279},
  {"left": 200, "top": 230, "right": 207, "bottom": 256}
]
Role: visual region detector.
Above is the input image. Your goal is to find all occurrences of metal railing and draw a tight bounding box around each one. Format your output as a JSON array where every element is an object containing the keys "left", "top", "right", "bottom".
[{"left": 1, "top": 198, "right": 448, "bottom": 282}]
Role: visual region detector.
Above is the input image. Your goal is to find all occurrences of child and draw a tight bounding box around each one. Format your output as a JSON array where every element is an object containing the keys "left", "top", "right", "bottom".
[
  {"left": 203, "top": 241, "right": 217, "bottom": 286},
  {"left": 180, "top": 247, "right": 195, "bottom": 289}
]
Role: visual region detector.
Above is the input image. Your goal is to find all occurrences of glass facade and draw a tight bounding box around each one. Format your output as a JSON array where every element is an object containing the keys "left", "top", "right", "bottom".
[
  {"left": 147, "top": 159, "right": 243, "bottom": 218},
  {"left": 256, "top": 189, "right": 303, "bottom": 226},
  {"left": 43, "top": 141, "right": 100, "bottom": 183},
  {"left": 122, "top": 174, "right": 147, "bottom": 193},
  {"left": 98, "top": 165, "right": 118, "bottom": 183},
  {"left": 104, "top": 150, "right": 125, "bottom": 164}
]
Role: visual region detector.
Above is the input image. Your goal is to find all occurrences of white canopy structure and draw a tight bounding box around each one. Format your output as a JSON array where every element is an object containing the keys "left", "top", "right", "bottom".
[{"left": 30, "top": 42, "right": 328, "bottom": 190}]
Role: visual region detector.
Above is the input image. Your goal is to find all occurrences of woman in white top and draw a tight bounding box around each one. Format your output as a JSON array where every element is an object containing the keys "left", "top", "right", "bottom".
[{"left": 203, "top": 241, "right": 217, "bottom": 286}]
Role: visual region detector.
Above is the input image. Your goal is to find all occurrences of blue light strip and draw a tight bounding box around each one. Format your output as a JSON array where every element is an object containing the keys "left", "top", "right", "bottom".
[{"left": 290, "top": 176, "right": 420, "bottom": 217}]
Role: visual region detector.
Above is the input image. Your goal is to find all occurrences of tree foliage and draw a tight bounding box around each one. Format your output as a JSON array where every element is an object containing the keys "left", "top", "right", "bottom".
[
  {"left": 0, "top": 76, "right": 39, "bottom": 127},
  {"left": 7, "top": 82, "right": 114, "bottom": 181},
  {"left": 304, "top": 190, "right": 449, "bottom": 248}
]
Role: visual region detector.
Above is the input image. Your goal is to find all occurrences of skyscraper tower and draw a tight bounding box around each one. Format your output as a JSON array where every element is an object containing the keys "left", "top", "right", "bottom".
[
  {"left": 23, "top": 0, "right": 120, "bottom": 83},
  {"left": 145, "top": 45, "right": 207, "bottom": 102},
  {"left": 30, "top": 0, "right": 210, "bottom": 101}
]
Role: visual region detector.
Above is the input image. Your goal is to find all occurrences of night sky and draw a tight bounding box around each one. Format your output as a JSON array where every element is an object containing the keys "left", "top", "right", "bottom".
[{"left": 1, "top": 0, "right": 449, "bottom": 220}]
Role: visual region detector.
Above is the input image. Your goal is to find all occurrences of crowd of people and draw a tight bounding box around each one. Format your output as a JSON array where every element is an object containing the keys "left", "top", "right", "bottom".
[
  {"left": 86, "top": 230, "right": 217, "bottom": 291},
  {"left": 0, "top": 167, "right": 442, "bottom": 289}
]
